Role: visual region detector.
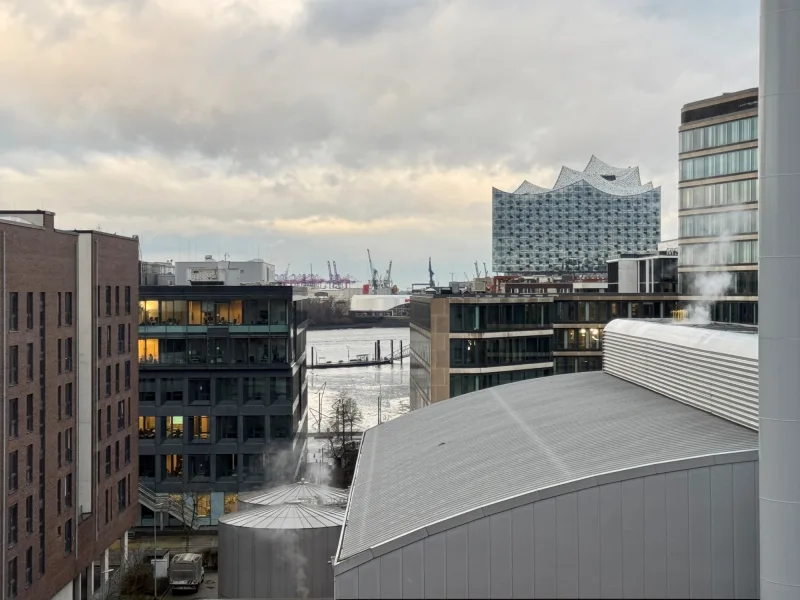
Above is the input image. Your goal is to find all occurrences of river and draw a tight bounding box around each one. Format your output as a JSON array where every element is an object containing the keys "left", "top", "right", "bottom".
[{"left": 306, "top": 327, "right": 410, "bottom": 433}]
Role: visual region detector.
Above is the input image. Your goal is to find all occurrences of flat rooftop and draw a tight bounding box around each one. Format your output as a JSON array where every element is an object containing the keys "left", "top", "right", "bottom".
[
  {"left": 645, "top": 318, "right": 758, "bottom": 335},
  {"left": 337, "top": 371, "right": 758, "bottom": 564}
]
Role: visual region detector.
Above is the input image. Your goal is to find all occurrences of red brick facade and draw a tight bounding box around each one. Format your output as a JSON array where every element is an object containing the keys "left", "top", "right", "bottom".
[{"left": 0, "top": 212, "right": 139, "bottom": 600}]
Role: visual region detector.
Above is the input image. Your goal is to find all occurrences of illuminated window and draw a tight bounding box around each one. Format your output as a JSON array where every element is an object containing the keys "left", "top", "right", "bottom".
[
  {"left": 160, "top": 300, "right": 187, "bottom": 325},
  {"left": 190, "top": 416, "right": 210, "bottom": 440},
  {"left": 224, "top": 493, "right": 238, "bottom": 514},
  {"left": 164, "top": 455, "right": 183, "bottom": 478},
  {"left": 195, "top": 493, "right": 211, "bottom": 518},
  {"left": 229, "top": 300, "right": 243, "bottom": 324},
  {"left": 139, "top": 300, "right": 160, "bottom": 325},
  {"left": 164, "top": 416, "right": 183, "bottom": 438},
  {"left": 138, "top": 416, "right": 156, "bottom": 439},
  {"left": 138, "top": 339, "right": 159, "bottom": 363}
]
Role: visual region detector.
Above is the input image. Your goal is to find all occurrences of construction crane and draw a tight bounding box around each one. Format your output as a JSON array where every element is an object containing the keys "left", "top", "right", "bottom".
[
  {"left": 474, "top": 261, "right": 481, "bottom": 278},
  {"left": 367, "top": 249, "right": 379, "bottom": 293},
  {"left": 428, "top": 257, "right": 435, "bottom": 287},
  {"left": 384, "top": 260, "right": 393, "bottom": 289}
]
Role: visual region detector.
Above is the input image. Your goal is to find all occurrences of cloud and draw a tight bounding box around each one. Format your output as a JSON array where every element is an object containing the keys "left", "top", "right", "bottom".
[{"left": 0, "top": 0, "right": 759, "bottom": 285}]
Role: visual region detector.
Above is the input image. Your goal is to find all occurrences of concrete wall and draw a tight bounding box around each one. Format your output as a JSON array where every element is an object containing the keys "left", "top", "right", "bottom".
[{"left": 335, "top": 461, "right": 759, "bottom": 599}]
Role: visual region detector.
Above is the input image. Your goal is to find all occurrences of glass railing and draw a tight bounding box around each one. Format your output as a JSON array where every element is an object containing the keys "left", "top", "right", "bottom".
[{"left": 139, "top": 324, "right": 289, "bottom": 335}]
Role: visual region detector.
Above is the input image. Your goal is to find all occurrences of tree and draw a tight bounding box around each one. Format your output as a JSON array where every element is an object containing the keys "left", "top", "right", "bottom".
[
  {"left": 323, "top": 392, "right": 363, "bottom": 487},
  {"left": 168, "top": 491, "right": 205, "bottom": 551}
]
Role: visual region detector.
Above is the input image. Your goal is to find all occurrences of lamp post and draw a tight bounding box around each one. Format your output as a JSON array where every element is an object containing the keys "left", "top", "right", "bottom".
[
  {"left": 317, "top": 382, "right": 327, "bottom": 433},
  {"left": 152, "top": 502, "right": 167, "bottom": 600}
]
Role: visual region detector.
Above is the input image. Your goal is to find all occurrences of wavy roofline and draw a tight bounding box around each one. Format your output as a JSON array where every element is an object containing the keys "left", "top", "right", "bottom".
[{"left": 499, "top": 156, "right": 657, "bottom": 197}]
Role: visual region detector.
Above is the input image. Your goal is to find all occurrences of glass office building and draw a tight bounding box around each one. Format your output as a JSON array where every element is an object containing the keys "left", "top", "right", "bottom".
[
  {"left": 492, "top": 156, "right": 661, "bottom": 275},
  {"left": 137, "top": 280, "right": 309, "bottom": 525},
  {"left": 678, "top": 88, "right": 759, "bottom": 324}
]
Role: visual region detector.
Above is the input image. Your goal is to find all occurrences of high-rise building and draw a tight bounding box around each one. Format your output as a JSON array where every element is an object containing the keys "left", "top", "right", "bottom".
[
  {"left": 492, "top": 156, "right": 661, "bottom": 275},
  {"left": 678, "top": 88, "right": 759, "bottom": 324},
  {"left": 136, "top": 260, "right": 309, "bottom": 526},
  {"left": 0, "top": 211, "right": 140, "bottom": 600}
]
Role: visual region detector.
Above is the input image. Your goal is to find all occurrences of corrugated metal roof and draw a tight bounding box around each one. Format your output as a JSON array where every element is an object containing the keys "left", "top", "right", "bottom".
[
  {"left": 220, "top": 503, "right": 345, "bottom": 529},
  {"left": 238, "top": 479, "right": 348, "bottom": 508},
  {"left": 338, "top": 371, "right": 758, "bottom": 561}
]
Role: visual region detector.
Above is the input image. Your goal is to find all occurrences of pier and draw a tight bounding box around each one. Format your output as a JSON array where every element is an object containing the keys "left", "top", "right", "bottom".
[{"left": 308, "top": 339, "right": 408, "bottom": 370}]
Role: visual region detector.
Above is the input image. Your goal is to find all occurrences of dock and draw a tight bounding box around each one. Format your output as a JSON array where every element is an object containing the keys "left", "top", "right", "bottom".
[
  {"left": 309, "top": 359, "right": 391, "bottom": 370},
  {"left": 308, "top": 339, "right": 409, "bottom": 370}
]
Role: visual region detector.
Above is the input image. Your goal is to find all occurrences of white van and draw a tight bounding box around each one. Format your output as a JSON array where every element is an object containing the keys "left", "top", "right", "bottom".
[{"left": 168, "top": 553, "right": 204, "bottom": 593}]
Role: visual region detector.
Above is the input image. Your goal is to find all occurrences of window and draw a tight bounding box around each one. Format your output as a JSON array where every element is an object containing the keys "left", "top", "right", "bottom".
[
  {"left": 65, "top": 337, "right": 73, "bottom": 371},
  {"left": 164, "top": 416, "right": 184, "bottom": 439},
  {"left": 65, "top": 428, "right": 73, "bottom": 463},
  {"left": 105, "top": 446, "right": 111, "bottom": 477},
  {"left": 8, "top": 292, "right": 18, "bottom": 331},
  {"left": 138, "top": 416, "right": 155, "bottom": 439},
  {"left": 115, "top": 441, "right": 119, "bottom": 471},
  {"left": 56, "top": 479, "right": 61, "bottom": 514},
  {"left": 8, "top": 556, "right": 17, "bottom": 598},
  {"left": 25, "top": 394, "right": 33, "bottom": 432},
  {"left": 25, "top": 496, "right": 32, "bottom": 534},
  {"left": 26, "top": 292, "right": 33, "bottom": 330},
  {"left": 244, "top": 377, "right": 268, "bottom": 404},
  {"left": 195, "top": 493, "right": 211, "bottom": 517},
  {"left": 58, "top": 292, "right": 62, "bottom": 326},
  {"left": 106, "top": 325, "right": 111, "bottom": 356},
  {"left": 679, "top": 148, "right": 758, "bottom": 182},
  {"left": 105, "top": 365, "right": 111, "bottom": 397},
  {"left": 189, "top": 455, "right": 210, "bottom": 479},
  {"left": 217, "top": 416, "right": 238, "bottom": 440},
  {"left": 105, "top": 286, "right": 111, "bottom": 316},
  {"left": 64, "top": 291, "right": 73, "bottom": 326},
  {"left": 106, "top": 406, "right": 111, "bottom": 437},
  {"left": 25, "top": 343, "right": 33, "bottom": 381},
  {"left": 243, "top": 454, "right": 263, "bottom": 478},
  {"left": 224, "top": 493, "right": 238, "bottom": 514},
  {"left": 680, "top": 240, "right": 759, "bottom": 267},
  {"left": 117, "top": 324, "right": 125, "bottom": 353},
  {"left": 115, "top": 286, "right": 120, "bottom": 315},
  {"left": 65, "top": 382, "right": 73, "bottom": 418},
  {"left": 58, "top": 339, "right": 62, "bottom": 373},
  {"left": 97, "top": 409, "right": 102, "bottom": 440},
  {"left": 127, "top": 323, "right": 131, "bottom": 352},
  {"left": 9, "top": 398, "right": 18, "bottom": 437},
  {"left": 124, "top": 360, "right": 131, "bottom": 390},
  {"left": 124, "top": 435, "right": 131, "bottom": 464},
  {"left": 215, "top": 378, "right": 239, "bottom": 404},
  {"left": 161, "top": 378, "right": 183, "bottom": 404},
  {"left": 9, "top": 451, "right": 18, "bottom": 490},
  {"left": 105, "top": 489, "right": 109, "bottom": 523},
  {"left": 64, "top": 518, "right": 72, "bottom": 553},
  {"left": 140, "top": 378, "right": 156, "bottom": 403},
  {"left": 139, "top": 455, "right": 155, "bottom": 478},
  {"left": 115, "top": 363, "right": 120, "bottom": 393},
  {"left": 124, "top": 286, "right": 131, "bottom": 314},
  {"left": 164, "top": 455, "right": 183, "bottom": 479},
  {"left": 189, "top": 416, "right": 210, "bottom": 441},
  {"left": 25, "top": 547, "right": 32, "bottom": 586},
  {"left": 117, "top": 399, "right": 125, "bottom": 430},
  {"left": 65, "top": 473, "right": 72, "bottom": 508},
  {"left": 216, "top": 454, "right": 237, "bottom": 478},
  {"left": 58, "top": 432, "right": 62, "bottom": 467},
  {"left": 38, "top": 539, "right": 44, "bottom": 574},
  {"left": 244, "top": 416, "right": 265, "bottom": 440},
  {"left": 270, "top": 415, "right": 292, "bottom": 439},
  {"left": 9, "top": 345, "right": 18, "bottom": 385},
  {"left": 680, "top": 115, "right": 757, "bottom": 153},
  {"left": 188, "top": 378, "right": 210, "bottom": 404},
  {"left": 97, "top": 327, "right": 102, "bottom": 358},
  {"left": 8, "top": 503, "right": 18, "bottom": 544},
  {"left": 25, "top": 445, "right": 32, "bottom": 483}
]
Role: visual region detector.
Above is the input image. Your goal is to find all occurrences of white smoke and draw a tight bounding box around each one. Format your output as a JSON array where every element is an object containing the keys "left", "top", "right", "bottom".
[
  {"left": 265, "top": 528, "right": 310, "bottom": 599},
  {"left": 681, "top": 224, "right": 739, "bottom": 324}
]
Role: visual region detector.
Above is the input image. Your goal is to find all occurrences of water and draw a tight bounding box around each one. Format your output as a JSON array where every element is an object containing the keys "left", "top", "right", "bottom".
[{"left": 306, "top": 327, "right": 410, "bottom": 433}]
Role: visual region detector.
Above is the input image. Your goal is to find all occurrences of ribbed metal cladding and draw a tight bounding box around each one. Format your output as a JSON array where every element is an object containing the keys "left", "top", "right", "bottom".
[
  {"left": 603, "top": 327, "right": 758, "bottom": 430},
  {"left": 759, "top": 1, "right": 800, "bottom": 597}
]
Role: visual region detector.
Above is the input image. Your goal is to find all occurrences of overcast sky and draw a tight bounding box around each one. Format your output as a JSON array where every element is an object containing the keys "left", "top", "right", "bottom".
[{"left": 0, "top": 0, "right": 758, "bottom": 287}]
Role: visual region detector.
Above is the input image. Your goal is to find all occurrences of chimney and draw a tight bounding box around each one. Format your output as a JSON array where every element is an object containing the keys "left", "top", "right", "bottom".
[{"left": 759, "top": 1, "right": 800, "bottom": 597}]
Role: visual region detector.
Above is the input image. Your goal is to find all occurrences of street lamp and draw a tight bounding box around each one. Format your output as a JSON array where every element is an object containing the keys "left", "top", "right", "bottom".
[{"left": 152, "top": 502, "right": 168, "bottom": 600}]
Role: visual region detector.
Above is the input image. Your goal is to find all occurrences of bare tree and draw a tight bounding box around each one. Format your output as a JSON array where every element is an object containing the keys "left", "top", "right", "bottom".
[
  {"left": 168, "top": 491, "right": 204, "bottom": 551},
  {"left": 323, "top": 392, "right": 364, "bottom": 487}
]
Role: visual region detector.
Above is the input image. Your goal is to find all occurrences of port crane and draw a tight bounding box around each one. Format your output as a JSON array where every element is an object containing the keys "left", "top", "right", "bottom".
[
  {"left": 428, "top": 257, "right": 435, "bottom": 287},
  {"left": 367, "top": 249, "right": 380, "bottom": 292},
  {"left": 474, "top": 261, "right": 481, "bottom": 278},
  {"left": 483, "top": 262, "right": 489, "bottom": 277}
]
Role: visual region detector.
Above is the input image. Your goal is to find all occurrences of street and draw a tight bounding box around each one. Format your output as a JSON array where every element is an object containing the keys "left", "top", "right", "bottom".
[{"left": 166, "top": 571, "right": 218, "bottom": 599}]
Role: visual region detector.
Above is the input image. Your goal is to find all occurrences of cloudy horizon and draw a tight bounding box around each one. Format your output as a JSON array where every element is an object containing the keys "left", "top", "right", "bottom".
[{"left": 0, "top": 0, "right": 758, "bottom": 286}]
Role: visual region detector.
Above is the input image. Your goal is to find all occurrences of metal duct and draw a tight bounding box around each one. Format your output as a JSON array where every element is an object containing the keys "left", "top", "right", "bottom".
[{"left": 759, "top": 0, "right": 800, "bottom": 597}]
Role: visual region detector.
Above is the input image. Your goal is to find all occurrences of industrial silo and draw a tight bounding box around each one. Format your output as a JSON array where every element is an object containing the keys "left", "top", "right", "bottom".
[
  {"left": 218, "top": 502, "right": 344, "bottom": 599},
  {"left": 237, "top": 478, "right": 348, "bottom": 510}
]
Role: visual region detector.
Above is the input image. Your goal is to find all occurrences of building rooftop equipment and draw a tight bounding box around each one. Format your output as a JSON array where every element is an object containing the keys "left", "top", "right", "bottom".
[
  {"left": 221, "top": 502, "right": 345, "bottom": 530},
  {"left": 238, "top": 479, "right": 349, "bottom": 509},
  {"left": 335, "top": 370, "right": 757, "bottom": 565}
]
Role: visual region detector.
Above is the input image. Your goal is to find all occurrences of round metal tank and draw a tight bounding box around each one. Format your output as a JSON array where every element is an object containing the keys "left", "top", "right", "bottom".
[
  {"left": 237, "top": 478, "right": 348, "bottom": 511},
  {"left": 218, "top": 502, "right": 345, "bottom": 599}
]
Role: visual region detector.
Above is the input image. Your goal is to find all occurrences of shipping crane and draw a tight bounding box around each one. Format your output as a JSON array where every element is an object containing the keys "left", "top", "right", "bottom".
[
  {"left": 428, "top": 257, "right": 435, "bottom": 288},
  {"left": 483, "top": 262, "right": 489, "bottom": 277},
  {"left": 327, "top": 261, "right": 334, "bottom": 286},
  {"left": 384, "top": 260, "right": 393, "bottom": 289},
  {"left": 474, "top": 261, "right": 481, "bottom": 278},
  {"left": 332, "top": 261, "right": 340, "bottom": 287},
  {"left": 367, "top": 249, "right": 379, "bottom": 293}
]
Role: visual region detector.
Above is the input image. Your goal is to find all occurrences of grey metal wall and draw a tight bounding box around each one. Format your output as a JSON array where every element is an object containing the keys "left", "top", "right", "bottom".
[
  {"left": 759, "top": 1, "right": 800, "bottom": 598},
  {"left": 335, "top": 462, "right": 759, "bottom": 599},
  {"left": 219, "top": 523, "right": 341, "bottom": 598}
]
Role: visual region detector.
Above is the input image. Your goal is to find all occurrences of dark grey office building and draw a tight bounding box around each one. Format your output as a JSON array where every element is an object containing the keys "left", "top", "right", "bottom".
[{"left": 135, "top": 267, "right": 308, "bottom": 525}]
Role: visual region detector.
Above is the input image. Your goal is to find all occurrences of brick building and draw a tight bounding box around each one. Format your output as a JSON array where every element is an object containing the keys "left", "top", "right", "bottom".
[{"left": 0, "top": 211, "right": 139, "bottom": 600}]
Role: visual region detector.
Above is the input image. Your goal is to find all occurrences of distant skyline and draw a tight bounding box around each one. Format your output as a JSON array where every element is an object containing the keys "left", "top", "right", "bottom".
[{"left": 0, "top": 0, "right": 758, "bottom": 287}]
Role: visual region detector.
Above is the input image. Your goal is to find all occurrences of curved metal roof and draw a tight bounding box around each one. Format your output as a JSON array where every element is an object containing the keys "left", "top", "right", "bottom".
[
  {"left": 220, "top": 502, "right": 345, "bottom": 530},
  {"left": 336, "top": 371, "right": 757, "bottom": 565},
  {"left": 604, "top": 318, "right": 758, "bottom": 360},
  {"left": 238, "top": 479, "right": 348, "bottom": 508}
]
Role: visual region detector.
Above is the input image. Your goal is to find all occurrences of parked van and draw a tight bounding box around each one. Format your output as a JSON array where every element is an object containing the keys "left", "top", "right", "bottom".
[{"left": 168, "top": 553, "right": 204, "bottom": 593}]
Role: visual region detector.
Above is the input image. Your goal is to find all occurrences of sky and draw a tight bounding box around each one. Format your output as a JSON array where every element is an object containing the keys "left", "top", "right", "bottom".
[{"left": 0, "top": 0, "right": 759, "bottom": 287}]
